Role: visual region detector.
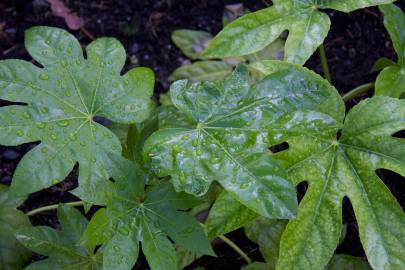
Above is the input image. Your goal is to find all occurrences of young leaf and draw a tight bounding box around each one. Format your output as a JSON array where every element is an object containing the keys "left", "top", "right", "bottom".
[
  {"left": 0, "top": 26, "right": 154, "bottom": 204},
  {"left": 375, "top": 4, "right": 405, "bottom": 97},
  {"left": 371, "top": 57, "right": 396, "bottom": 72},
  {"left": 83, "top": 160, "right": 213, "bottom": 270},
  {"left": 171, "top": 30, "right": 212, "bottom": 60},
  {"left": 145, "top": 62, "right": 344, "bottom": 219},
  {"left": 205, "top": 191, "right": 258, "bottom": 238},
  {"left": 270, "top": 95, "right": 405, "bottom": 270},
  {"left": 203, "top": 0, "right": 395, "bottom": 64},
  {"left": 169, "top": 61, "right": 233, "bottom": 82},
  {"left": 16, "top": 204, "right": 103, "bottom": 270},
  {"left": 0, "top": 184, "right": 31, "bottom": 270}
]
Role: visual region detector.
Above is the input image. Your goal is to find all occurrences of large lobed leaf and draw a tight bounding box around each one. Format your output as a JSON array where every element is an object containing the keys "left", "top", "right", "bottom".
[
  {"left": 16, "top": 204, "right": 103, "bottom": 270},
  {"left": 145, "top": 64, "right": 334, "bottom": 219},
  {"left": 375, "top": 4, "right": 405, "bottom": 97},
  {"left": 238, "top": 61, "right": 405, "bottom": 270},
  {"left": 203, "top": 0, "right": 395, "bottom": 64},
  {"left": 0, "top": 184, "right": 31, "bottom": 270},
  {"left": 0, "top": 26, "right": 154, "bottom": 204},
  {"left": 82, "top": 154, "right": 213, "bottom": 270}
]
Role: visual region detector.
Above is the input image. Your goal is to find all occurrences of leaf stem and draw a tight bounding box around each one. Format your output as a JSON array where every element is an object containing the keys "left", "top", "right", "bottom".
[
  {"left": 342, "top": 82, "right": 375, "bottom": 102},
  {"left": 218, "top": 234, "right": 252, "bottom": 264},
  {"left": 319, "top": 44, "right": 332, "bottom": 82},
  {"left": 26, "top": 201, "right": 84, "bottom": 216},
  {"left": 123, "top": 124, "right": 138, "bottom": 161}
]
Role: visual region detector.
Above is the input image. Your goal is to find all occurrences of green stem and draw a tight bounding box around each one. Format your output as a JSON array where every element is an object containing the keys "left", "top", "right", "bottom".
[
  {"left": 319, "top": 44, "right": 332, "bottom": 82},
  {"left": 26, "top": 201, "right": 84, "bottom": 216},
  {"left": 342, "top": 82, "right": 375, "bottom": 102},
  {"left": 218, "top": 234, "right": 252, "bottom": 265}
]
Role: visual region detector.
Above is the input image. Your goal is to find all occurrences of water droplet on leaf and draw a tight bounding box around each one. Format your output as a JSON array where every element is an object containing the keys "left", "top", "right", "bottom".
[{"left": 39, "top": 74, "right": 49, "bottom": 80}]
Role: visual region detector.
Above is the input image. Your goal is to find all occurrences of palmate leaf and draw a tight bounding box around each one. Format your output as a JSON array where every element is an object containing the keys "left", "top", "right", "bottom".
[
  {"left": 144, "top": 65, "right": 309, "bottom": 219},
  {"left": 16, "top": 204, "right": 103, "bottom": 270},
  {"left": 243, "top": 218, "right": 371, "bottom": 270},
  {"left": 238, "top": 62, "right": 405, "bottom": 269},
  {"left": 375, "top": 4, "right": 405, "bottom": 97},
  {"left": 203, "top": 0, "right": 395, "bottom": 64},
  {"left": 0, "top": 184, "right": 31, "bottom": 270},
  {"left": 82, "top": 155, "right": 213, "bottom": 270},
  {"left": 0, "top": 26, "right": 154, "bottom": 204}
]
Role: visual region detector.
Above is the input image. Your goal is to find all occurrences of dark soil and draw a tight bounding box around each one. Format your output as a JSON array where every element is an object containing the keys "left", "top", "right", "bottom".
[{"left": 1, "top": 0, "right": 405, "bottom": 269}]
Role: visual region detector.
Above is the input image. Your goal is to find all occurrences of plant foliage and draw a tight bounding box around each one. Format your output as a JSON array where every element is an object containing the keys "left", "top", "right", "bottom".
[
  {"left": 0, "top": 185, "right": 31, "bottom": 270},
  {"left": 203, "top": 0, "right": 396, "bottom": 64},
  {"left": 82, "top": 155, "right": 213, "bottom": 270},
  {"left": 0, "top": 26, "right": 154, "bottom": 204},
  {"left": 144, "top": 65, "right": 299, "bottom": 219},
  {"left": 375, "top": 4, "right": 405, "bottom": 97},
  {"left": 16, "top": 204, "right": 103, "bottom": 269}
]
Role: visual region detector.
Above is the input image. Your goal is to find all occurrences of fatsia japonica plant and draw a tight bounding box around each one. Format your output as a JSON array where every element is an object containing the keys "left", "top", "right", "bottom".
[{"left": 1, "top": 2, "right": 405, "bottom": 270}]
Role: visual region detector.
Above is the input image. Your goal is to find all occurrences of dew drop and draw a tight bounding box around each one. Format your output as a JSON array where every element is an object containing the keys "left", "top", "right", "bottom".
[
  {"left": 173, "top": 144, "right": 181, "bottom": 152},
  {"left": 337, "top": 183, "right": 345, "bottom": 192},
  {"left": 61, "top": 60, "right": 68, "bottom": 67},
  {"left": 67, "top": 47, "right": 72, "bottom": 54},
  {"left": 65, "top": 91, "right": 72, "bottom": 97},
  {"left": 36, "top": 122, "right": 46, "bottom": 129},
  {"left": 113, "top": 246, "right": 120, "bottom": 252},
  {"left": 40, "top": 107, "right": 48, "bottom": 114},
  {"left": 119, "top": 227, "right": 130, "bottom": 236},
  {"left": 39, "top": 74, "right": 49, "bottom": 80},
  {"left": 57, "top": 120, "right": 70, "bottom": 127},
  {"left": 76, "top": 59, "right": 82, "bottom": 65},
  {"left": 51, "top": 133, "right": 57, "bottom": 140},
  {"left": 240, "top": 182, "right": 249, "bottom": 189},
  {"left": 41, "top": 148, "right": 48, "bottom": 154},
  {"left": 124, "top": 79, "right": 129, "bottom": 85},
  {"left": 52, "top": 179, "right": 59, "bottom": 184},
  {"left": 196, "top": 148, "right": 202, "bottom": 156},
  {"left": 23, "top": 112, "right": 31, "bottom": 119},
  {"left": 107, "top": 60, "right": 113, "bottom": 65},
  {"left": 69, "top": 133, "right": 77, "bottom": 141},
  {"left": 191, "top": 140, "right": 198, "bottom": 147},
  {"left": 16, "top": 130, "right": 23, "bottom": 137}
]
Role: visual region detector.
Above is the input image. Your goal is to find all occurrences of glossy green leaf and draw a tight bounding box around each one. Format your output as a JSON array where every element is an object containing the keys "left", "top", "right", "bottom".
[
  {"left": 0, "top": 184, "right": 31, "bottom": 270},
  {"left": 145, "top": 65, "right": 298, "bottom": 218},
  {"left": 203, "top": 0, "right": 394, "bottom": 64},
  {"left": 326, "top": 254, "right": 372, "bottom": 270},
  {"left": 169, "top": 61, "right": 233, "bottom": 82},
  {"left": 16, "top": 204, "right": 103, "bottom": 270},
  {"left": 205, "top": 191, "right": 258, "bottom": 238},
  {"left": 145, "top": 62, "right": 346, "bottom": 219},
  {"left": 0, "top": 26, "right": 154, "bottom": 204},
  {"left": 245, "top": 218, "right": 286, "bottom": 268},
  {"left": 375, "top": 4, "right": 405, "bottom": 97},
  {"left": 83, "top": 160, "right": 212, "bottom": 270},
  {"left": 270, "top": 95, "right": 405, "bottom": 270},
  {"left": 172, "top": 30, "right": 212, "bottom": 60}
]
